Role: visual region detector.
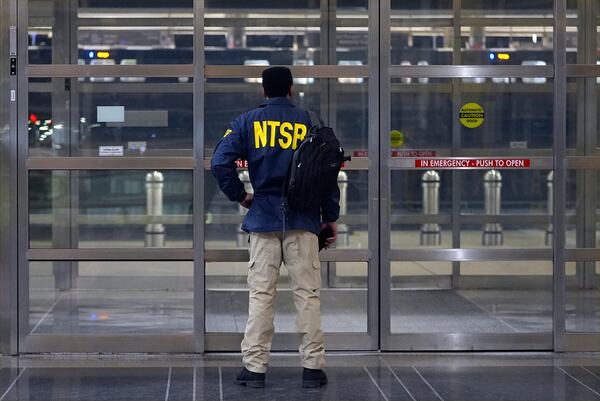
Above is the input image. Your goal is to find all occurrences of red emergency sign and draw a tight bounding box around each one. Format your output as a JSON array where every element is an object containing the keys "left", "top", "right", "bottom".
[{"left": 415, "top": 158, "right": 531, "bottom": 169}]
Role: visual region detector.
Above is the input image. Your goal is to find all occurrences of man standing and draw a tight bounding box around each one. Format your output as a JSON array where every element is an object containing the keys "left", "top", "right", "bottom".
[{"left": 211, "top": 66, "right": 339, "bottom": 388}]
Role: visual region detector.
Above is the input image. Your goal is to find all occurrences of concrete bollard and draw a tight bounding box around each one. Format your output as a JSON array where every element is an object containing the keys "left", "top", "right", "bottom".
[
  {"left": 482, "top": 170, "right": 503, "bottom": 246},
  {"left": 337, "top": 171, "right": 349, "bottom": 247},
  {"left": 545, "top": 171, "right": 553, "bottom": 246},
  {"left": 237, "top": 170, "right": 253, "bottom": 247},
  {"left": 145, "top": 171, "right": 165, "bottom": 247},
  {"left": 420, "top": 170, "right": 441, "bottom": 246}
]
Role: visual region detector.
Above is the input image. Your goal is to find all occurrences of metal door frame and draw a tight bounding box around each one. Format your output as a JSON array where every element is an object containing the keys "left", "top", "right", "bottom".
[{"left": 0, "top": 0, "right": 19, "bottom": 355}]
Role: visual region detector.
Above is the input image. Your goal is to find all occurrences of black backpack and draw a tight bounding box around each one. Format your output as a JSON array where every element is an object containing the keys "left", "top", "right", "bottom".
[{"left": 283, "top": 111, "right": 351, "bottom": 211}]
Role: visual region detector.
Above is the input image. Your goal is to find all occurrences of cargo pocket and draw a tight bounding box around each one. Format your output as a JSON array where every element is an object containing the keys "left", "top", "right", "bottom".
[{"left": 247, "top": 260, "right": 256, "bottom": 286}]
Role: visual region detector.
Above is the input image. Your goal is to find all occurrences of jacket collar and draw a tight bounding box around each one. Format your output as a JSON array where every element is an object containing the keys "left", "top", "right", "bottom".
[{"left": 261, "top": 97, "right": 295, "bottom": 107}]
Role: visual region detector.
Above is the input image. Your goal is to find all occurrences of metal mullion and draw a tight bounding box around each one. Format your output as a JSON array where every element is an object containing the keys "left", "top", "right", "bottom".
[
  {"left": 29, "top": 82, "right": 194, "bottom": 94},
  {"left": 582, "top": 0, "right": 598, "bottom": 290},
  {"left": 0, "top": 0, "right": 19, "bottom": 355},
  {"left": 573, "top": 0, "right": 588, "bottom": 290},
  {"left": 48, "top": 1, "right": 72, "bottom": 295},
  {"left": 459, "top": 17, "right": 554, "bottom": 27},
  {"left": 68, "top": 0, "right": 80, "bottom": 290},
  {"left": 23, "top": 334, "right": 195, "bottom": 353},
  {"left": 366, "top": 0, "right": 379, "bottom": 352},
  {"left": 565, "top": 248, "right": 600, "bottom": 261},
  {"left": 389, "top": 65, "right": 554, "bottom": 78},
  {"left": 205, "top": 18, "right": 321, "bottom": 28},
  {"left": 77, "top": 82, "right": 193, "bottom": 93},
  {"left": 384, "top": 333, "right": 553, "bottom": 351},
  {"left": 26, "top": 64, "right": 194, "bottom": 78},
  {"left": 27, "top": 248, "right": 195, "bottom": 261},
  {"left": 26, "top": 157, "right": 194, "bottom": 170},
  {"left": 389, "top": 17, "right": 453, "bottom": 28},
  {"left": 378, "top": 0, "right": 391, "bottom": 350},
  {"left": 205, "top": 333, "right": 372, "bottom": 352},
  {"left": 75, "top": 18, "right": 193, "bottom": 27},
  {"left": 76, "top": 7, "right": 193, "bottom": 17},
  {"left": 553, "top": 0, "right": 568, "bottom": 351},
  {"left": 205, "top": 249, "right": 369, "bottom": 263},
  {"left": 566, "top": 64, "right": 600, "bottom": 75},
  {"left": 193, "top": 0, "right": 205, "bottom": 354},
  {"left": 319, "top": 0, "right": 331, "bottom": 134},
  {"left": 204, "top": 65, "right": 369, "bottom": 78},
  {"left": 563, "top": 333, "right": 600, "bottom": 351},
  {"left": 16, "top": 0, "right": 30, "bottom": 354},
  {"left": 451, "top": 0, "right": 461, "bottom": 289},
  {"left": 320, "top": 0, "right": 336, "bottom": 294},
  {"left": 390, "top": 248, "right": 552, "bottom": 261},
  {"left": 567, "top": 156, "right": 600, "bottom": 168}
]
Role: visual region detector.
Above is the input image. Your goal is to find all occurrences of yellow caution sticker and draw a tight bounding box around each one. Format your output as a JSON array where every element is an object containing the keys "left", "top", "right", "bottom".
[
  {"left": 459, "top": 103, "right": 485, "bottom": 128},
  {"left": 390, "top": 129, "right": 404, "bottom": 148}
]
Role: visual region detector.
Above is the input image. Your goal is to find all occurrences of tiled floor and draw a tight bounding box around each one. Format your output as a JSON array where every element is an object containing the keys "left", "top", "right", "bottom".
[{"left": 1, "top": 354, "right": 599, "bottom": 401}]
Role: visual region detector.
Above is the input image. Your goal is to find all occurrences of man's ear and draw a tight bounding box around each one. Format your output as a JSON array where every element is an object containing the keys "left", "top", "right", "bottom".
[
  {"left": 288, "top": 86, "right": 293, "bottom": 99},
  {"left": 263, "top": 88, "right": 267, "bottom": 98}
]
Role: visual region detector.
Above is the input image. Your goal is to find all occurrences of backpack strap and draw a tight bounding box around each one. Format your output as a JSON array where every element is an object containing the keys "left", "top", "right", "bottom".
[{"left": 307, "top": 110, "right": 323, "bottom": 131}]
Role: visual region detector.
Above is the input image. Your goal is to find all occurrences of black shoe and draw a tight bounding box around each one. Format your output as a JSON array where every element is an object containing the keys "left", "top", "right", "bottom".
[
  {"left": 302, "top": 368, "right": 328, "bottom": 388},
  {"left": 235, "top": 367, "right": 265, "bottom": 388}
]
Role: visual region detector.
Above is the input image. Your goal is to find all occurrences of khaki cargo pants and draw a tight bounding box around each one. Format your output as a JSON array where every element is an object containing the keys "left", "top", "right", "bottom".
[{"left": 242, "top": 230, "right": 325, "bottom": 374}]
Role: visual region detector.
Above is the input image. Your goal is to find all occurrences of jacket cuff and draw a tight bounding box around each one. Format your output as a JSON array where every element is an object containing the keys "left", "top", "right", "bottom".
[{"left": 235, "top": 190, "right": 247, "bottom": 203}]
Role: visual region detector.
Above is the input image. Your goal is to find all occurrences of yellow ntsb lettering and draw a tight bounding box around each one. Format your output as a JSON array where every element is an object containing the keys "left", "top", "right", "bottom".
[
  {"left": 293, "top": 123, "right": 307, "bottom": 149},
  {"left": 223, "top": 129, "right": 233, "bottom": 138},
  {"left": 253, "top": 120, "right": 307, "bottom": 150},
  {"left": 279, "top": 122, "right": 293, "bottom": 149},
  {"left": 253, "top": 121, "right": 268, "bottom": 149},
  {"left": 267, "top": 120, "right": 281, "bottom": 147}
]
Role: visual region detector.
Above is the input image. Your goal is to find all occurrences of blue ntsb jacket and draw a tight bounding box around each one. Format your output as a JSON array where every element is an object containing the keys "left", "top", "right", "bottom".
[{"left": 211, "top": 97, "right": 340, "bottom": 235}]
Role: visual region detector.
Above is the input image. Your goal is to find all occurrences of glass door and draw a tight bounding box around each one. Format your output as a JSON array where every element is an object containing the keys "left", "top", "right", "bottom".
[
  {"left": 201, "top": 0, "right": 379, "bottom": 351},
  {"left": 380, "top": 0, "right": 556, "bottom": 350},
  {"left": 21, "top": 0, "right": 197, "bottom": 352}
]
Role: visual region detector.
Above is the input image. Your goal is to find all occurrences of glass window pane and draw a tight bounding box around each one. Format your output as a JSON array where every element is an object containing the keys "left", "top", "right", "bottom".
[
  {"left": 391, "top": 78, "right": 554, "bottom": 152},
  {"left": 566, "top": 169, "right": 600, "bottom": 250},
  {"left": 206, "top": 170, "right": 368, "bottom": 250},
  {"left": 205, "top": 78, "right": 369, "bottom": 250},
  {"left": 565, "top": 260, "right": 600, "bottom": 333},
  {"left": 205, "top": 1, "right": 320, "bottom": 66},
  {"left": 29, "top": 261, "right": 193, "bottom": 334},
  {"left": 29, "top": 170, "right": 193, "bottom": 249},
  {"left": 390, "top": 261, "right": 553, "bottom": 333},
  {"left": 204, "top": 1, "right": 368, "bottom": 65},
  {"left": 28, "top": 78, "right": 193, "bottom": 157},
  {"left": 206, "top": 262, "right": 367, "bottom": 333},
  {"left": 391, "top": 1, "right": 453, "bottom": 66},
  {"left": 28, "top": 0, "right": 193, "bottom": 64},
  {"left": 337, "top": 0, "right": 369, "bottom": 65},
  {"left": 391, "top": 170, "right": 552, "bottom": 249},
  {"left": 205, "top": 80, "right": 368, "bottom": 156},
  {"left": 390, "top": 1, "right": 553, "bottom": 65}
]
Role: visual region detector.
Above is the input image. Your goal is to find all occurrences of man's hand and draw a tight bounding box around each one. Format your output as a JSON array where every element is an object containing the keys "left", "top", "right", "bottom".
[
  {"left": 320, "top": 222, "right": 337, "bottom": 248},
  {"left": 240, "top": 193, "right": 254, "bottom": 209}
]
